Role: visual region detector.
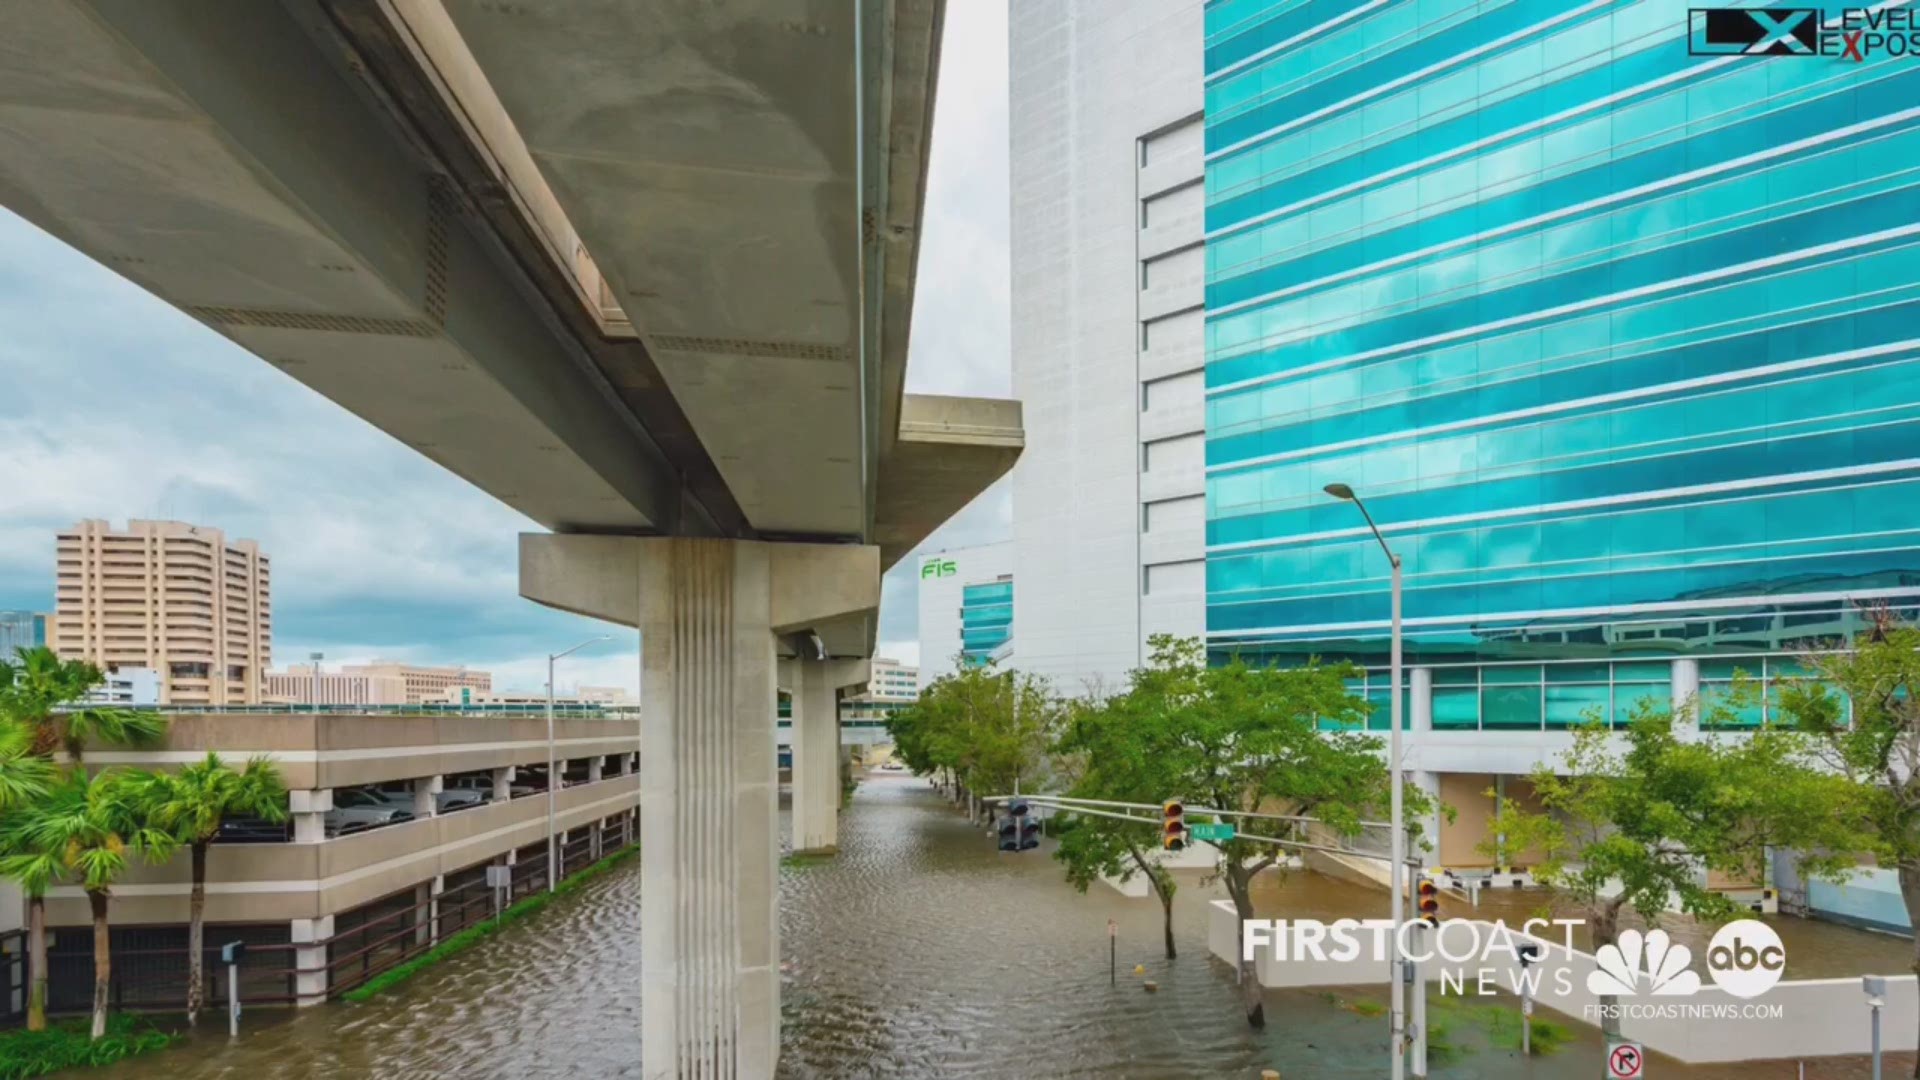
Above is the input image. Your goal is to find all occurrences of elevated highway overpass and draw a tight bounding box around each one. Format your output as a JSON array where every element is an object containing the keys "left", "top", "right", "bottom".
[{"left": 0, "top": 2, "right": 1015, "bottom": 1075}]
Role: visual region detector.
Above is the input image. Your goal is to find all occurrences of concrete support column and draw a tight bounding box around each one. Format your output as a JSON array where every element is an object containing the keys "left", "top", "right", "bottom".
[
  {"left": 290, "top": 789, "right": 331, "bottom": 844},
  {"left": 1671, "top": 657, "right": 1701, "bottom": 732},
  {"left": 589, "top": 756, "right": 605, "bottom": 783},
  {"left": 412, "top": 776, "right": 441, "bottom": 819},
  {"left": 782, "top": 656, "right": 868, "bottom": 856},
  {"left": 1410, "top": 667, "right": 1433, "bottom": 733},
  {"left": 491, "top": 766, "right": 514, "bottom": 804},
  {"left": 416, "top": 877, "right": 440, "bottom": 946},
  {"left": 290, "top": 915, "right": 332, "bottom": 1007},
  {"left": 520, "top": 533, "right": 876, "bottom": 1080}
]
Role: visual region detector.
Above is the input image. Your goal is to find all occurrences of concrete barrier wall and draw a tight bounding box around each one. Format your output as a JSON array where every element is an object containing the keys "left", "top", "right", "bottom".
[{"left": 1207, "top": 901, "right": 1917, "bottom": 1063}]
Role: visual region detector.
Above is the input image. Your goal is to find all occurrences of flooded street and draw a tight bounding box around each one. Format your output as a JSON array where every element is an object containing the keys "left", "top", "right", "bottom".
[{"left": 84, "top": 776, "right": 1911, "bottom": 1078}]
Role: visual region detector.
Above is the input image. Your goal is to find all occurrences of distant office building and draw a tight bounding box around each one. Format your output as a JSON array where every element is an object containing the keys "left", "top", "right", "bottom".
[
  {"left": 916, "top": 543, "right": 1014, "bottom": 691},
  {"left": 841, "top": 657, "right": 918, "bottom": 727},
  {"left": 54, "top": 520, "right": 270, "bottom": 706},
  {"left": 84, "top": 667, "right": 160, "bottom": 706},
  {"left": 0, "top": 611, "right": 50, "bottom": 658},
  {"left": 263, "top": 663, "right": 408, "bottom": 707},
  {"left": 428, "top": 686, "right": 631, "bottom": 708},
  {"left": 339, "top": 661, "right": 491, "bottom": 706},
  {"left": 1010, "top": 0, "right": 1209, "bottom": 694}
]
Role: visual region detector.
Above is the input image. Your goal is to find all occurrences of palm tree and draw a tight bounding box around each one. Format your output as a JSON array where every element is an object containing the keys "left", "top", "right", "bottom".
[
  {"left": 14, "top": 770, "right": 174, "bottom": 1038},
  {"left": 127, "top": 754, "right": 285, "bottom": 1024},
  {"left": 0, "top": 720, "right": 58, "bottom": 1031},
  {"left": 0, "top": 647, "right": 166, "bottom": 760}
]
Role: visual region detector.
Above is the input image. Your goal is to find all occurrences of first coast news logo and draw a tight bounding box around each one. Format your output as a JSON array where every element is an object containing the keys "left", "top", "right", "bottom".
[{"left": 1243, "top": 917, "right": 1787, "bottom": 1021}]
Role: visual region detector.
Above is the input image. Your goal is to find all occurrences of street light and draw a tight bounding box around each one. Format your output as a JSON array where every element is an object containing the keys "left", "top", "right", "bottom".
[
  {"left": 308, "top": 652, "right": 323, "bottom": 715},
  {"left": 547, "top": 635, "right": 610, "bottom": 893},
  {"left": 1325, "top": 482, "right": 1408, "bottom": 1080}
]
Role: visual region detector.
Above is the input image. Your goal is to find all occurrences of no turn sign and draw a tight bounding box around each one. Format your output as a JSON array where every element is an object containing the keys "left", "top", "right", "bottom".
[{"left": 1607, "top": 1042, "right": 1644, "bottom": 1079}]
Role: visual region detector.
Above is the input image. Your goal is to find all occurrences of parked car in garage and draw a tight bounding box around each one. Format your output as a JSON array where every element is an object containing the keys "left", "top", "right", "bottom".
[{"left": 325, "top": 788, "right": 413, "bottom": 837}]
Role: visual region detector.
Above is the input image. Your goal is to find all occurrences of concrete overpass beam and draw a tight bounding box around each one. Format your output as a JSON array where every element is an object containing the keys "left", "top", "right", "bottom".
[{"left": 520, "top": 533, "right": 877, "bottom": 1079}]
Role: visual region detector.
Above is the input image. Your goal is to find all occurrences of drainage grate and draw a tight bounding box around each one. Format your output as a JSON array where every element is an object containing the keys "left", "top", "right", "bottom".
[
  {"left": 187, "top": 306, "right": 437, "bottom": 338},
  {"left": 650, "top": 335, "right": 848, "bottom": 362}
]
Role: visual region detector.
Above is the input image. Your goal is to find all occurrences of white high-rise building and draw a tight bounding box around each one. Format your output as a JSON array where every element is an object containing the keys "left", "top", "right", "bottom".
[
  {"left": 1009, "top": 0, "right": 1207, "bottom": 695},
  {"left": 914, "top": 542, "right": 1014, "bottom": 691}
]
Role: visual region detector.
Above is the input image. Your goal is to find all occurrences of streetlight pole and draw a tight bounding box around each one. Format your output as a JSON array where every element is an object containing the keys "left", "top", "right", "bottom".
[
  {"left": 547, "top": 636, "right": 609, "bottom": 893},
  {"left": 309, "top": 652, "right": 323, "bottom": 715},
  {"left": 1325, "top": 483, "right": 1406, "bottom": 1080}
]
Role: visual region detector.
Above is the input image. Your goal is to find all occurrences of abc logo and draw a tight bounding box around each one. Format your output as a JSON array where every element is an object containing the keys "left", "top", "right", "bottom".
[{"left": 1706, "top": 919, "right": 1785, "bottom": 998}]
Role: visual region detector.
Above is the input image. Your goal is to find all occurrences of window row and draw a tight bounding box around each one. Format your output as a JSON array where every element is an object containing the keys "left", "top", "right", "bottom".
[
  {"left": 1207, "top": 122, "right": 1920, "bottom": 318},
  {"left": 1205, "top": 23, "right": 1909, "bottom": 238},
  {"left": 1206, "top": 301, "right": 1920, "bottom": 457},
  {"left": 1208, "top": 474, "right": 1920, "bottom": 600},
  {"left": 1205, "top": 545, "right": 1920, "bottom": 631},
  {"left": 1205, "top": 234, "right": 1920, "bottom": 388},
  {"left": 1205, "top": 196, "right": 1920, "bottom": 380},
  {"left": 1208, "top": 357, "right": 1920, "bottom": 498}
]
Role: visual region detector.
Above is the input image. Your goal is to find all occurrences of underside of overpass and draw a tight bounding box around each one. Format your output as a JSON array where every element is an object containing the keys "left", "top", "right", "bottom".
[{"left": 0, "top": 2, "right": 1015, "bottom": 1076}]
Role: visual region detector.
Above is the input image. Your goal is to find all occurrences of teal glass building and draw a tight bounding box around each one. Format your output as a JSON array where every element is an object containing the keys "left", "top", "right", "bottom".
[
  {"left": 960, "top": 579, "right": 1015, "bottom": 666},
  {"left": 1201, "top": 1, "right": 1920, "bottom": 730}
]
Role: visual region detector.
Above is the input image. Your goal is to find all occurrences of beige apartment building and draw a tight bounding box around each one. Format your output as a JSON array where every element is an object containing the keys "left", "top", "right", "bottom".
[
  {"left": 341, "top": 660, "right": 491, "bottom": 705},
  {"left": 54, "top": 519, "right": 270, "bottom": 705}
]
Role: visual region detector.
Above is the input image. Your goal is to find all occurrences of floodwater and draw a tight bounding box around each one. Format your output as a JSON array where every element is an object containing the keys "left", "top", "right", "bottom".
[{"left": 86, "top": 776, "right": 1912, "bottom": 1078}]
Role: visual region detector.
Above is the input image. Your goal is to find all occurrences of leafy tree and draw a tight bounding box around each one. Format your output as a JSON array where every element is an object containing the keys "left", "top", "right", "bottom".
[
  {"left": 884, "top": 658, "right": 1059, "bottom": 816},
  {"left": 12, "top": 770, "right": 175, "bottom": 1039},
  {"left": 126, "top": 754, "right": 287, "bottom": 1025},
  {"left": 0, "top": 647, "right": 166, "bottom": 760},
  {"left": 1052, "top": 697, "right": 1183, "bottom": 958},
  {"left": 1099, "top": 636, "right": 1418, "bottom": 1029},
  {"left": 0, "top": 721, "right": 58, "bottom": 1032},
  {"left": 1486, "top": 694, "right": 1864, "bottom": 1037},
  {"left": 1775, "top": 618, "right": 1920, "bottom": 1075}
]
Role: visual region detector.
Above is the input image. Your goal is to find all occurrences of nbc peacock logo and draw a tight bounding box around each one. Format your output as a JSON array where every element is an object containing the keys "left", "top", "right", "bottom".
[{"left": 1586, "top": 929, "right": 1703, "bottom": 997}]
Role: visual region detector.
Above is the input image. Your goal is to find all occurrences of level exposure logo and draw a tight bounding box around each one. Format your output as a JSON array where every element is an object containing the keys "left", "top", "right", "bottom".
[{"left": 1688, "top": 8, "right": 1920, "bottom": 60}]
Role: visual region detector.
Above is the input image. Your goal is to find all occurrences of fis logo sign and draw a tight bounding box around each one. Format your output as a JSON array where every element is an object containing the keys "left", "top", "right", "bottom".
[
  {"left": 1689, "top": 8, "right": 1920, "bottom": 60},
  {"left": 920, "top": 558, "right": 957, "bottom": 580}
]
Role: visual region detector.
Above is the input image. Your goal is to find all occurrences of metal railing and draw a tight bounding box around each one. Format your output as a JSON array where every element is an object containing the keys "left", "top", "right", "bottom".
[{"left": 53, "top": 703, "right": 640, "bottom": 719}]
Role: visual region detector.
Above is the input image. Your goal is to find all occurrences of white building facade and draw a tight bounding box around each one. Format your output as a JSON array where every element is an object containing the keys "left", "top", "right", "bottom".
[
  {"left": 914, "top": 542, "right": 1014, "bottom": 691},
  {"left": 1008, "top": 0, "right": 1208, "bottom": 697}
]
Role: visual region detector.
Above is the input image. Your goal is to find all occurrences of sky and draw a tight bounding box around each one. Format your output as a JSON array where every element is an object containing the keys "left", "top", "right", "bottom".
[{"left": 0, "top": 3, "right": 1011, "bottom": 692}]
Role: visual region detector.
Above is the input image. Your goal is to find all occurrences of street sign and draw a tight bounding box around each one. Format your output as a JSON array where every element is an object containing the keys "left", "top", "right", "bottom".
[
  {"left": 1607, "top": 1041, "right": 1644, "bottom": 1079},
  {"left": 1188, "top": 823, "right": 1236, "bottom": 842}
]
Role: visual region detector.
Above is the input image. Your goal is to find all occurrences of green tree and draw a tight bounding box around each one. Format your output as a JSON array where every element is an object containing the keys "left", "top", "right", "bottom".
[
  {"left": 0, "top": 647, "right": 166, "bottom": 760},
  {"left": 1486, "top": 694, "right": 1864, "bottom": 1037},
  {"left": 0, "top": 719, "right": 58, "bottom": 1032},
  {"left": 126, "top": 754, "right": 287, "bottom": 1025},
  {"left": 1775, "top": 618, "right": 1920, "bottom": 1075},
  {"left": 884, "top": 658, "right": 1059, "bottom": 817},
  {"left": 1052, "top": 697, "right": 1182, "bottom": 958},
  {"left": 12, "top": 770, "right": 175, "bottom": 1039},
  {"left": 1102, "top": 636, "right": 1418, "bottom": 1029}
]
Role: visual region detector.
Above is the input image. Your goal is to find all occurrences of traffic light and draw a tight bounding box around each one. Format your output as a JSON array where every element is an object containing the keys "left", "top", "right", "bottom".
[
  {"left": 1019, "top": 808, "right": 1041, "bottom": 851},
  {"left": 1416, "top": 878, "right": 1440, "bottom": 927},
  {"left": 998, "top": 801, "right": 1020, "bottom": 853},
  {"left": 1162, "top": 799, "right": 1187, "bottom": 852}
]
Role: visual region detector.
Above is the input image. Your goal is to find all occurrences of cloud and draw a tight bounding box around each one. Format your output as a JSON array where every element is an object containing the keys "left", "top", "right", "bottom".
[{"left": 0, "top": 8, "right": 1012, "bottom": 686}]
